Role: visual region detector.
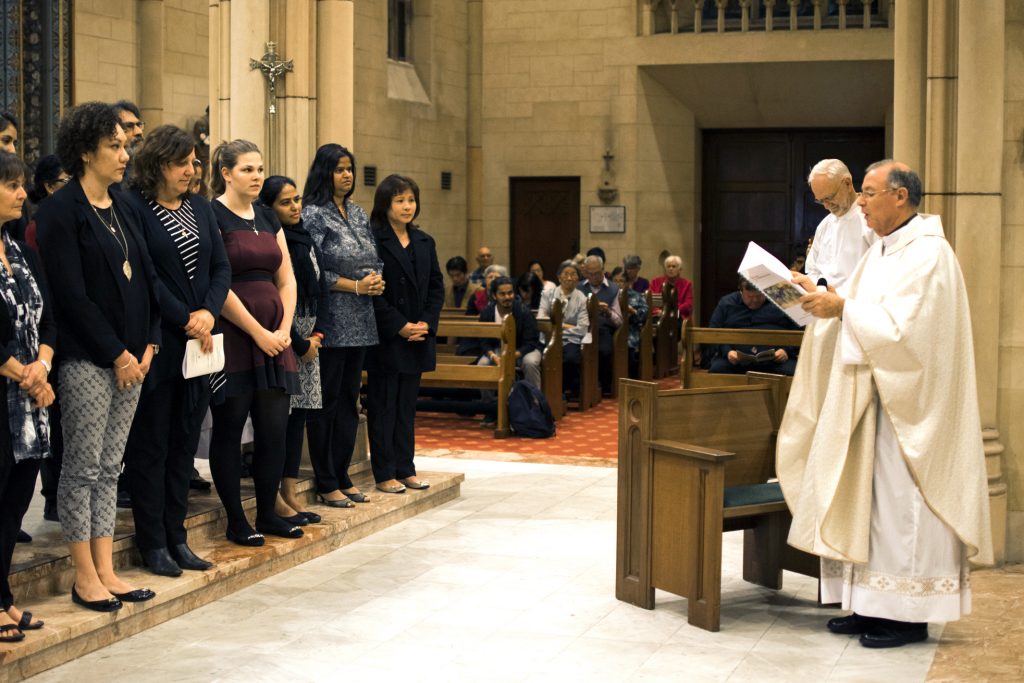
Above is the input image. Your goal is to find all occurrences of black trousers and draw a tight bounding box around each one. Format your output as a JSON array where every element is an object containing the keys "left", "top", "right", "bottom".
[
  {"left": 562, "top": 342, "right": 582, "bottom": 394},
  {"left": 38, "top": 397, "right": 63, "bottom": 504},
  {"left": 0, "top": 451, "right": 40, "bottom": 609},
  {"left": 306, "top": 346, "right": 365, "bottom": 493},
  {"left": 366, "top": 371, "right": 420, "bottom": 483},
  {"left": 596, "top": 326, "right": 614, "bottom": 393},
  {"left": 283, "top": 407, "right": 311, "bottom": 480},
  {"left": 125, "top": 376, "right": 210, "bottom": 551}
]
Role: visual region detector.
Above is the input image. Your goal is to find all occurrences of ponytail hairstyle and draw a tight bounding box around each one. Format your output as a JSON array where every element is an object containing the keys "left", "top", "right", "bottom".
[{"left": 210, "top": 138, "right": 261, "bottom": 197}]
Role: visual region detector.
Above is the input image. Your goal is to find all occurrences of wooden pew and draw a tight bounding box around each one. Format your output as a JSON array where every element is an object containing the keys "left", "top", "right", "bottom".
[
  {"left": 534, "top": 299, "right": 566, "bottom": 420},
  {"left": 420, "top": 315, "right": 517, "bottom": 438},
  {"left": 653, "top": 282, "right": 680, "bottom": 378},
  {"left": 609, "top": 288, "right": 631, "bottom": 398},
  {"left": 638, "top": 291, "right": 656, "bottom": 381},
  {"left": 615, "top": 377, "right": 818, "bottom": 632},
  {"left": 682, "top": 327, "right": 805, "bottom": 389},
  {"left": 578, "top": 293, "right": 602, "bottom": 410}
]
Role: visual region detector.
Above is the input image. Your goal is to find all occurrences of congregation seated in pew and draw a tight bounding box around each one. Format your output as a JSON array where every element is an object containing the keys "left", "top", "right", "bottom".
[
  {"left": 706, "top": 276, "right": 802, "bottom": 376},
  {"left": 444, "top": 255, "right": 481, "bottom": 309},
  {"left": 539, "top": 260, "right": 589, "bottom": 399}
]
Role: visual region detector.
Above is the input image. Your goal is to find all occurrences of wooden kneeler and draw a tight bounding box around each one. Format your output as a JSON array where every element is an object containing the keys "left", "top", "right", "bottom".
[{"left": 615, "top": 378, "right": 818, "bottom": 632}]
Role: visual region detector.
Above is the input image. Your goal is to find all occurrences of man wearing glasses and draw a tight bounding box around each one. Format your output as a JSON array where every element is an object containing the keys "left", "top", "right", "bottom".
[
  {"left": 804, "top": 158, "right": 876, "bottom": 288},
  {"left": 780, "top": 160, "right": 993, "bottom": 648}
]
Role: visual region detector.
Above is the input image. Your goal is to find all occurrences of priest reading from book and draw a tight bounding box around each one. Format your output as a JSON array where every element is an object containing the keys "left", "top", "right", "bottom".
[{"left": 778, "top": 160, "right": 992, "bottom": 649}]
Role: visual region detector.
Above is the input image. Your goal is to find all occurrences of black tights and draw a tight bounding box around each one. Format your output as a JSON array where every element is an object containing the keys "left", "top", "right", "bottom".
[{"left": 210, "top": 388, "right": 289, "bottom": 536}]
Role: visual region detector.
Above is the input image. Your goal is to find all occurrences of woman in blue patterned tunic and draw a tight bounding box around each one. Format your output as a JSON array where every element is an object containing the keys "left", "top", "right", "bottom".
[{"left": 301, "top": 144, "right": 382, "bottom": 507}]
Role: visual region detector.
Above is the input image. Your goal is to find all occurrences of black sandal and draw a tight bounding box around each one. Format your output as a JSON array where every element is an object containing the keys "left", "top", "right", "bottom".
[
  {"left": 317, "top": 493, "right": 355, "bottom": 509},
  {"left": 17, "top": 611, "right": 43, "bottom": 630},
  {"left": 0, "top": 623, "right": 25, "bottom": 643}
]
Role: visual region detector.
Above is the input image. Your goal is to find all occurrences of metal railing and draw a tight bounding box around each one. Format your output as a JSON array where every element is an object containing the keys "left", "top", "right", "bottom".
[{"left": 641, "top": 0, "right": 894, "bottom": 35}]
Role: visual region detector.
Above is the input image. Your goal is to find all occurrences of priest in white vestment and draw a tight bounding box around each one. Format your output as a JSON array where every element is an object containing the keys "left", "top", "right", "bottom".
[
  {"left": 777, "top": 161, "right": 993, "bottom": 649},
  {"left": 804, "top": 159, "right": 877, "bottom": 288}
]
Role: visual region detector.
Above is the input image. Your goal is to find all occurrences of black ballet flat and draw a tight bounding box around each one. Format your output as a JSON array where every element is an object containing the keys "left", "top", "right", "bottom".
[
  {"left": 71, "top": 586, "right": 122, "bottom": 613},
  {"left": 255, "top": 520, "right": 304, "bottom": 539},
  {"left": 317, "top": 493, "right": 355, "bottom": 509},
  {"left": 281, "top": 513, "right": 309, "bottom": 526},
  {"left": 113, "top": 588, "right": 156, "bottom": 603},
  {"left": 226, "top": 528, "right": 265, "bottom": 547},
  {"left": 299, "top": 511, "right": 322, "bottom": 524}
]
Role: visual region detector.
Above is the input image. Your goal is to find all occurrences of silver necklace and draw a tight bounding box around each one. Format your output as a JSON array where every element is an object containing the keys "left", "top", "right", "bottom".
[{"left": 90, "top": 203, "right": 132, "bottom": 280}]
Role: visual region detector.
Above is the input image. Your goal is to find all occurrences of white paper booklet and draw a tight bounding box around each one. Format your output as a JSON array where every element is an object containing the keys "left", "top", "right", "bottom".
[
  {"left": 737, "top": 242, "right": 814, "bottom": 326},
  {"left": 182, "top": 333, "right": 226, "bottom": 379}
]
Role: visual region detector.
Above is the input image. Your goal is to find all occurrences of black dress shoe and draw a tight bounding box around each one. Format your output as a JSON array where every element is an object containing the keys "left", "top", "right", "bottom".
[
  {"left": 16, "top": 529, "right": 31, "bottom": 543},
  {"left": 71, "top": 585, "right": 122, "bottom": 612},
  {"left": 142, "top": 548, "right": 183, "bottom": 577},
  {"left": 43, "top": 498, "right": 59, "bottom": 522},
  {"left": 281, "top": 513, "right": 309, "bottom": 526},
  {"left": 113, "top": 588, "right": 156, "bottom": 603},
  {"left": 189, "top": 468, "right": 212, "bottom": 491},
  {"left": 827, "top": 613, "right": 879, "bottom": 635},
  {"left": 299, "top": 511, "right": 322, "bottom": 524},
  {"left": 860, "top": 621, "right": 928, "bottom": 648},
  {"left": 170, "top": 543, "right": 213, "bottom": 571},
  {"left": 116, "top": 488, "right": 132, "bottom": 509},
  {"left": 255, "top": 518, "right": 304, "bottom": 539}
]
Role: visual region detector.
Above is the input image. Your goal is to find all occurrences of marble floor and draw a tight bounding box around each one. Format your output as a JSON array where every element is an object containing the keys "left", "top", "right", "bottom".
[{"left": 27, "top": 456, "right": 942, "bottom": 683}]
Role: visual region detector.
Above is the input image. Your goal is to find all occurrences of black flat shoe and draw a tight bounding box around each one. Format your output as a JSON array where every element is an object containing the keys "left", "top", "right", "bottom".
[
  {"left": 17, "top": 611, "right": 43, "bottom": 630},
  {"left": 255, "top": 518, "right": 304, "bottom": 539},
  {"left": 113, "top": 588, "right": 156, "bottom": 603},
  {"left": 826, "top": 613, "right": 879, "bottom": 635},
  {"left": 281, "top": 513, "right": 309, "bottom": 526},
  {"left": 43, "top": 499, "right": 59, "bottom": 522},
  {"left": 71, "top": 585, "right": 122, "bottom": 613},
  {"left": 0, "top": 623, "right": 25, "bottom": 643},
  {"left": 170, "top": 543, "right": 213, "bottom": 571},
  {"left": 189, "top": 467, "right": 212, "bottom": 491},
  {"left": 16, "top": 529, "right": 31, "bottom": 543},
  {"left": 317, "top": 493, "right": 355, "bottom": 509},
  {"left": 226, "top": 528, "right": 265, "bottom": 547},
  {"left": 860, "top": 622, "right": 928, "bottom": 648},
  {"left": 343, "top": 490, "right": 370, "bottom": 503},
  {"left": 142, "top": 548, "right": 183, "bottom": 577},
  {"left": 299, "top": 511, "right": 322, "bottom": 524}
]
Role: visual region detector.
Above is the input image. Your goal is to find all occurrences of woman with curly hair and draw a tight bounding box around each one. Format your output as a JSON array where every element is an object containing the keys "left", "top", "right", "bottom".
[
  {"left": 35, "top": 102, "right": 160, "bottom": 612},
  {"left": 122, "top": 124, "right": 231, "bottom": 575}
]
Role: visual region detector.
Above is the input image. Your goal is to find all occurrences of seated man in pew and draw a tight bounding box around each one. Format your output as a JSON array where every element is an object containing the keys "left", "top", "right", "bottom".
[
  {"left": 477, "top": 276, "right": 543, "bottom": 389},
  {"left": 444, "top": 255, "right": 481, "bottom": 309},
  {"left": 539, "top": 260, "right": 589, "bottom": 399},
  {"left": 707, "top": 276, "right": 802, "bottom": 376},
  {"left": 577, "top": 254, "right": 622, "bottom": 395}
]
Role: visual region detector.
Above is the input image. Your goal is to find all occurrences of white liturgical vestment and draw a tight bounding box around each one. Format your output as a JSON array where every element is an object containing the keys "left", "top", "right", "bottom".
[
  {"left": 777, "top": 214, "right": 992, "bottom": 623},
  {"left": 804, "top": 203, "right": 876, "bottom": 289}
]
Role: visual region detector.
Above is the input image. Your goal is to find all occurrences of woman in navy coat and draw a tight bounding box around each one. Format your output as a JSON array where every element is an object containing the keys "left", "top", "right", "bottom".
[
  {"left": 364, "top": 175, "right": 444, "bottom": 494},
  {"left": 123, "top": 125, "right": 231, "bottom": 576}
]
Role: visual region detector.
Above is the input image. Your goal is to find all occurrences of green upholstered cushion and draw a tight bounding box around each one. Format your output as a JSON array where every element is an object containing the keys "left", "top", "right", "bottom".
[{"left": 722, "top": 482, "right": 783, "bottom": 508}]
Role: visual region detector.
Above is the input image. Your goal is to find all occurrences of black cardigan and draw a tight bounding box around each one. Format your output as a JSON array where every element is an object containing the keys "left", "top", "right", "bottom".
[
  {"left": 34, "top": 178, "right": 161, "bottom": 366},
  {"left": 125, "top": 189, "right": 231, "bottom": 384}
]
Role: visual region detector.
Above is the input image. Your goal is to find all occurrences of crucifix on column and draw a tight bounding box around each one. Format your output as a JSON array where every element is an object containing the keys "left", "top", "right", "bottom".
[{"left": 250, "top": 41, "right": 293, "bottom": 171}]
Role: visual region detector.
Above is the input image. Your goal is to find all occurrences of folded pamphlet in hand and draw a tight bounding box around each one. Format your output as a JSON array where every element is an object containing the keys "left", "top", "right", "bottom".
[
  {"left": 737, "top": 242, "right": 814, "bottom": 326},
  {"left": 735, "top": 348, "right": 778, "bottom": 366},
  {"left": 182, "top": 333, "right": 226, "bottom": 379}
]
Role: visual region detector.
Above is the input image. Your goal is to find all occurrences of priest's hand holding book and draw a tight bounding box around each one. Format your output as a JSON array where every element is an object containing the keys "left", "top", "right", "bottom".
[{"left": 792, "top": 271, "right": 844, "bottom": 319}]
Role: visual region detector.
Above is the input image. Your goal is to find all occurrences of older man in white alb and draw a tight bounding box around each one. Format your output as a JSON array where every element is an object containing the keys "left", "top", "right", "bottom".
[{"left": 805, "top": 159, "right": 876, "bottom": 288}]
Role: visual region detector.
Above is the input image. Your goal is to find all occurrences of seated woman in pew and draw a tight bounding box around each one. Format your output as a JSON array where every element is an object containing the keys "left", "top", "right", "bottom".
[
  {"left": 515, "top": 270, "right": 543, "bottom": 311},
  {"left": 539, "top": 260, "right": 589, "bottom": 399},
  {"left": 706, "top": 276, "right": 801, "bottom": 376},
  {"left": 649, "top": 254, "right": 693, "bottom": 320},
  {"left": 465, "top": 263, "right": 506, "bottom": 316},
  {"left": 612, "top": 268, "right": 648, "bottom": 378}
]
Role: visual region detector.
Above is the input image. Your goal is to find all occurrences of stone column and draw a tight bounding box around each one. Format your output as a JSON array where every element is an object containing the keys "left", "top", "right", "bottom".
[
  {"left": 137, "top": 0, "right": 165, "bottom": 127},
  {"left": 316, "top": 0, "right": 355, "bottom": 149},
  {"left": 922, "top": 0, "right": 957, "bottom": 226},
  {"left": 890, "top": 0, "right": 925, "bottom": 169},
  {"left": 953, "top": 0, "right": 1007, "bottom": 564},
  {"left": 271, "top": 0, "right": 317, "bottom": 182},
  {"left": 466, "top": 0, "right": 483, "bottom": 259},
  {"left": 229, "top": 1, "right": 270, "bottom": 147}
]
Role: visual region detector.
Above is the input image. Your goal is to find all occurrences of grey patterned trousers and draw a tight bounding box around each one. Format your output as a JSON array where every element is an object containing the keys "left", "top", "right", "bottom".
[{"left": 57, "top": 360, "right": 142, "bottom": 543}]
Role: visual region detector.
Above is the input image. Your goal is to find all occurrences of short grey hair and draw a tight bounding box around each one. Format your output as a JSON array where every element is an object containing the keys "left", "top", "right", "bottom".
[
  {"left": 807, "top": 158, "right": 852, "bottom": 185},
  {"left": 623, "top": 254, "right": 642, "bottom": 270},
  {"left": 483, "top": 264, "right": 508, "bottom": 278},
  {"left": 663, "top": 255, "right": 682, "bottom": 268},
  {"left": 866, "top": 159, "right": 923, "bottom": 208},
  {"left": 583, "top": 255, "right": 604, "bottom": 271},
  {"left": 556, "top": 260, "right": 580, "bottom": 278}
]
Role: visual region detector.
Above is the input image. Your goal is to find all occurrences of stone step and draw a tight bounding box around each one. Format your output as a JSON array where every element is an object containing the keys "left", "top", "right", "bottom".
[{"left": 0, "top": 466, "right": 464, "bottom": 682}]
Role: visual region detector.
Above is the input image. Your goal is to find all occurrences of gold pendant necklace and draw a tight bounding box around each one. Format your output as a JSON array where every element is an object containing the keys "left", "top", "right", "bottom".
[{"left": 90, "top": 203, "right": 132, "bottom": 281}]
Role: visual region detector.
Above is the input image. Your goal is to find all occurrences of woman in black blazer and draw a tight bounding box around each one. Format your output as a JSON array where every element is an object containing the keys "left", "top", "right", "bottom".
[
  {"left": 365, "top": 175, "right": 444, "bottom": 494},
  {"left": 123, "top": 125, "right": 231, "bottom": 576},
  {"left": 0, "top": 151, "right": 56, "bottom": 642},
  {"left": 35, "top": 102, "right": 160, "bottom": 612}
]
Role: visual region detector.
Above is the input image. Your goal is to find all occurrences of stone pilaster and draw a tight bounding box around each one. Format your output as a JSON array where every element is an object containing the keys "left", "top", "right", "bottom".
[
  {"left": 466, "top": 0, "right": 483, "bottom": 259},
  {"left": 137, "top": 0, "right": 165, "bottom": 126},
  {"left": 316, "top": 0, "right": 354, "bottom": 149}
]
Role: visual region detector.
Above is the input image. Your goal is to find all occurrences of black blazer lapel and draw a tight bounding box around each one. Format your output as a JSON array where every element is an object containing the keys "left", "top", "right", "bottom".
[
  {"left": 378, "top": 228, "right": 417, "bottom": 286},
  {"left": 412, "top": 230, "right": 431, "bottom": 294},
  {"left": 74, "top": 183, "right": 130, "bottom": 298}
]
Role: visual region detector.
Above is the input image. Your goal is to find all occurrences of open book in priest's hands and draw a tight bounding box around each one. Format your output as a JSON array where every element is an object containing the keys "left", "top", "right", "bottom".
[{"left": 737, "top": 242, "right": 814, "bottom": 326}]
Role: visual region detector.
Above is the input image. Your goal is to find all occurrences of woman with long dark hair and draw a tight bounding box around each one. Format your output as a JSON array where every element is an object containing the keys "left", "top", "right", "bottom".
[
  {"left": 365, "top": 175, "right": 444, "bottom": 494},
  {"left": 209, "top": 139, "right": 300, "bottom": 545},
  {"left": 259, "top": 175, "right": 325, "bottom": 524},
  {"left": 0, "top": 151, "right": 55, "bottom": 640},
  {"left": 36, "top": 102, "right": 160, "bottom": 611},
  {"left": 301, "top": 144, "right": 382, "bottom": 508},
  {"left": 123, "top": 124, "right": 231, "bottom": 575}
]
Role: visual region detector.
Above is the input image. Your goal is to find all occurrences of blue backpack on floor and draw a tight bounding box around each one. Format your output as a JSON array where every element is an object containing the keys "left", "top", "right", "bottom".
[{"left": 507, "top": 380, "right": 556, "bottom": 438}]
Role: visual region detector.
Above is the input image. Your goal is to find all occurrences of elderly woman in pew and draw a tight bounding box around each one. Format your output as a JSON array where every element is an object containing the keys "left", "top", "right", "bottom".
[
  {"left": 0, "top": 152, "right": 56, "bottom": 642},
  {"left": 539, "top": 260, "right": 589, "bottom": 399},
  {"left": 365, "top": 174, "right": 444, "bottom": 494}
]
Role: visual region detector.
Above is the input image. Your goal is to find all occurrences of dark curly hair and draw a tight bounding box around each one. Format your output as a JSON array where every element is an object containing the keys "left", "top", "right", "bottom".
[
  {"left": 302, "top": 143, "right": 356, "bottom": 207},
  {"left": 129, "top": 124, "right": 195, "bottom": 199},
  {"left": 0, "top": 151, "right": 27, "bottom": 184},
  {"left": 28, "top": 154, "right": 64, "bottom": 203},
  {"left": 210, "top": 139, "right": 261, "bottom": 197},
  {"left": 56, "top": 102, "right": 121, "bottom": 178},
  {"left": 369, "top": 174, "right": 420, "bottom": 233}
]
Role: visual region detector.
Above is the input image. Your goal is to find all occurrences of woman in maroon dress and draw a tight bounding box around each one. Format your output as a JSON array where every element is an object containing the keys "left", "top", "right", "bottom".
[{"left": 209, "top": 139, "right": 300, "bottom": 546}]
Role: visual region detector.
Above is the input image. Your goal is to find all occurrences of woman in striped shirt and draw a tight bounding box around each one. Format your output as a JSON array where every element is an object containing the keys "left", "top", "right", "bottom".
[{"left": 123, "top": 125, "right": 231, "bottom": 577}]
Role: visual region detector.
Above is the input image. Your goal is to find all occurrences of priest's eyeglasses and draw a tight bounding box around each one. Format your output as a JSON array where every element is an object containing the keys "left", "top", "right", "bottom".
[{"left": 858, "top": 188, "right": 897, "bottom": 200}]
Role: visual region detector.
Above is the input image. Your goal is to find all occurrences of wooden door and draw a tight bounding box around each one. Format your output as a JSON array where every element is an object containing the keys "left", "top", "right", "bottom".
[
  {"left": 700, "top": 129, "right": 883, "bottom": 324},
  {"left": 509, "top": 177, "right": 580, "bottom": 282}
]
